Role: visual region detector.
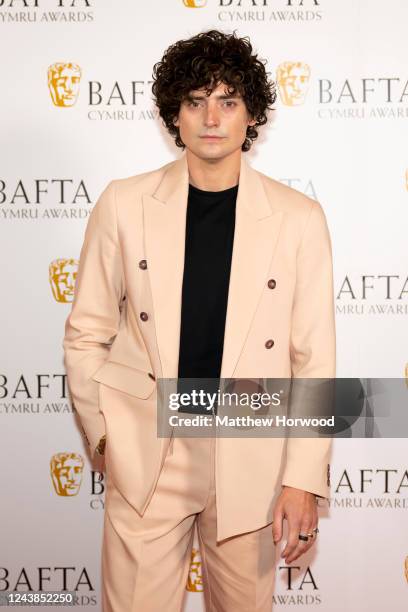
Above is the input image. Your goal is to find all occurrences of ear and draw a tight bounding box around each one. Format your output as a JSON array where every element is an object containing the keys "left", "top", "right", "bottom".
[
  {"left": 173, "top": 115, "right": 180, "bottom": 128},
  {"left": 247, "top": 111, "right": 256, "bottom": 127}
]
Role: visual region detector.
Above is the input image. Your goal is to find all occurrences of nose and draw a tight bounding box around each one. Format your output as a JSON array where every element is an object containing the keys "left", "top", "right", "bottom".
[{"left": 204, "top": 102, "right": 219, "bottom": 127}]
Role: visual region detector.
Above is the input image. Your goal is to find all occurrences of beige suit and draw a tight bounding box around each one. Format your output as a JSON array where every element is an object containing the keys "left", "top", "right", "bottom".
[{"left": 63, "top": 152, "right": 336, "bottom": 545}]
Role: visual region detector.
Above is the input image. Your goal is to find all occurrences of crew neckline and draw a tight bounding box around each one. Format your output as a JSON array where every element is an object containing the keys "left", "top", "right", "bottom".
[{"left": 189, "top": 183, "right": 239, "bottom": 197}]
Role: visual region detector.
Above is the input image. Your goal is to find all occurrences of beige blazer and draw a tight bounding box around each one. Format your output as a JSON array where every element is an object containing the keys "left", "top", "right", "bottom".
[{"left": 63, "top": 152, "right": 336, "bottom": 541}]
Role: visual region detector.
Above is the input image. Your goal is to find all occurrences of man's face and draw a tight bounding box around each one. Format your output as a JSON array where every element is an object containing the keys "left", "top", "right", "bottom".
[{"left": 174, "top": 81, "right": 256, "bottom": 161}]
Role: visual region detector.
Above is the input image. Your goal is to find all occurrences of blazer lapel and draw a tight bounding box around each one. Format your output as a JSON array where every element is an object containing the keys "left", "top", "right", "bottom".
[
  {"left": 220, "top": 157, "right": 284, "bottom": 379},
  {"left": 142, "top": 152, "right": 284, "bottom": 380},
  {"left": 143, "top": 154, "right": 190, "bottom": 379}
]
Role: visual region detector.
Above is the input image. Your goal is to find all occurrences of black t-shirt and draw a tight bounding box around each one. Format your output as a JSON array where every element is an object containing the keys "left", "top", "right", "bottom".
[{"left": 177, "top": 182, "right": 238, "bottom": 414}]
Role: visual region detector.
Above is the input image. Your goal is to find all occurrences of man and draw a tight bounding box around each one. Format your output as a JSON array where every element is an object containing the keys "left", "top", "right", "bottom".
[{"left": 63, "top": 29, "right": 335, "bottom": 611}]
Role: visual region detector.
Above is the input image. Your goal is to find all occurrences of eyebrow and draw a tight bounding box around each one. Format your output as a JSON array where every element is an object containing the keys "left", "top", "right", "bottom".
[{"left": 185, "top": 93, "right": 242, "bottom": 101}]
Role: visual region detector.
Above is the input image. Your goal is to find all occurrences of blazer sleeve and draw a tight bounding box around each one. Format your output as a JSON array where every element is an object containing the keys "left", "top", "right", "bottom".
[
  {"left": 281, "top": 199, "right": 336, "bottom": 499},
  {"left": 62, "top": 180, "right": 124, "bottom": 458}
]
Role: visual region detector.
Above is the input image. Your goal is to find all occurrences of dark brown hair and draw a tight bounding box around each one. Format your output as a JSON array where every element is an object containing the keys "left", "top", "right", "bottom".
[{"left": 151, "top": 29, "right": 276, "bottom": 152}]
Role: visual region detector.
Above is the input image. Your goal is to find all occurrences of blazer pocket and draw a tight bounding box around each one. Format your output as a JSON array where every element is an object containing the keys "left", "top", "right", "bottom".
[{"left": 91, "top": 360, "right": 156, "bottom": 399}]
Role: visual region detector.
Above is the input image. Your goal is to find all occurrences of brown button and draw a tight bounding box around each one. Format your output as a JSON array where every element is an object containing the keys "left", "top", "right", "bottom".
[
  {"left": 265, "top": 339, "right": 274, "bottom": 349},
  {"left": 148, "top": 372, "right": 156, "bottom": 381},
  {"left": 267, "top": 279, "right": 276, "bottom": 289},
  {"left": 139, "top": 259, "right": 147, "bottom": 270},
  {"left": 140, "top": 311, "right": 149, "bottom": 321}
]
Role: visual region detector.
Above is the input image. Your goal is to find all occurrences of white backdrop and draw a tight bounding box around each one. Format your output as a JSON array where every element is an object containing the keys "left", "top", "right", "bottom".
[{"left": 1, "top": 0, "right": 407, "bottom": 610}]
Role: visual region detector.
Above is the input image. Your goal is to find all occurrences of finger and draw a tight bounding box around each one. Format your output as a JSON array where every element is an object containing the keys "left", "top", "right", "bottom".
[
  {"left": 281, "top": 517, "right": 301, "bottom": 559},
  {"left": 305, "top": 524, "right": 319, "bottom": 551},
  {"left": 284, "top": 506, "right": 318, "bottom": 562},
  {"left": 285, "top": 523, "right": 316, "bottom": 563},
  {"left": 272, "top": 506, "right": 284, "bottom": 544},
  {"left": 285, "top": 538, "right": 313, "bottom": 563}
]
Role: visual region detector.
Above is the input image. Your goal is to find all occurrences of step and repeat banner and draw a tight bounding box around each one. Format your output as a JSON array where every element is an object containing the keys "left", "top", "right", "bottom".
[{"left": 1, "top": 0, "right": 407, "bottom": 610}]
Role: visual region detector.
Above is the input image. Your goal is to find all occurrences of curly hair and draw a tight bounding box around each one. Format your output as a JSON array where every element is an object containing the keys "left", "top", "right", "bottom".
[{"left": 151, "top": 29, "right": 276, "bottom": 152}]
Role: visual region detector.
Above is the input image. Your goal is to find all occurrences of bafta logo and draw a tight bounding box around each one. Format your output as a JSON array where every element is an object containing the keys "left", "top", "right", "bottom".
[
  {"left": 405, "top": 556, "right": 408, "bottom": 582},
  {"left": 47, "top": 62, "right": 82, "bottom": 107},
  {"left": 277, "top": 61, "right": 311, "bottom": 106},
  {"left": 49, "top": 258, "right": 78, "bottom": 303},
  {"left": 183, "top": 0, "right": 207, "bottom": 7},
  {"left": 50, "top": 452, "right": 84, "bottom": 497},
  {"left": 186, "top": 547, "right": 203, "bottom": 592}
]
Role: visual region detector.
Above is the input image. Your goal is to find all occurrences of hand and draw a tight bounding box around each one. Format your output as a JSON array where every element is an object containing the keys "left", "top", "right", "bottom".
[{"left": 272, "top": 485, "right": 318, "bottom": 564}]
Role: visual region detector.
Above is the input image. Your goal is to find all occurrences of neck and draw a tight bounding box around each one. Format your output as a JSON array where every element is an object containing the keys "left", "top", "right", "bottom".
[{"left": 186, "top": 149, "right": 241, "bottom": 192}]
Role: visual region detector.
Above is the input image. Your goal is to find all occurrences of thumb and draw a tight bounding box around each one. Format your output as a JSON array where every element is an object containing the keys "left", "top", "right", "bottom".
[{"left": 272, "top": 506, "right": 283, "bottom": 544}]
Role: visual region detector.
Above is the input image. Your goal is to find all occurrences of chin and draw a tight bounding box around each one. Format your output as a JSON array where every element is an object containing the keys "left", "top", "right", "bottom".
[{"left": 199, "top": 151, "right": 227, "bottom": 162}]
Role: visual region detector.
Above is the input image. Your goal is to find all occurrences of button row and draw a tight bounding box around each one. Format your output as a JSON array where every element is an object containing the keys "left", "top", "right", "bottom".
[
  {"left": 139, "top": 262, "right": 275, "bottom": 291},
  {"left": 140, "top": 309, "right": 274, "bottom": 349},
  {"left": 267, "top": 279, "right": 276, "bottom": 348},
  {"left": 138, "top": 268, "right": 276, "bottom": 353}
]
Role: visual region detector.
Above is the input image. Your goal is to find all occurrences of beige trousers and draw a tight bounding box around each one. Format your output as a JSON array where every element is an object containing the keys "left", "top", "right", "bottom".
[{"left": 101, "top": 432, "right": 276, "bottom": 611}]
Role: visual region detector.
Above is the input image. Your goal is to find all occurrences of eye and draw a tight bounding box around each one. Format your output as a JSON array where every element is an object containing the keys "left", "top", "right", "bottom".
[{"left": 224, "top": 101, "right": 237, "bottom": 107}]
